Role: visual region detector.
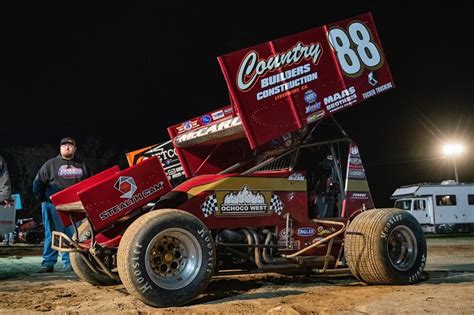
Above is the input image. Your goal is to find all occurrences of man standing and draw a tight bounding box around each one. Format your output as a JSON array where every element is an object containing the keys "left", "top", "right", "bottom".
[
  {"left": 33, "top": 137, "right": 89, "bottom": 272},
  {"left": 0, "top": 155, "right": 14, "bottom": 245},
  {"left": 0, "top": 155, "right": 12, "bottom": 206}
]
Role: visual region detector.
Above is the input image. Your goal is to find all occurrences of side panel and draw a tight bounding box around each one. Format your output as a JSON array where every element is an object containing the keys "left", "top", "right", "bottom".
[
  {"left": 218, "top": 12, "right": 395, "bottom": 148},
  {"left": 125, "top": 141, "right": 186, "bottom": 187},
  {"left": 51, "top": 166, "right": 120, "bottom": 226},
  {"left": 168, "top": 105, "right": 251, "bottom": 178},
  {"left": 426, "top": 197, "right": 435, "bottom": 225},
  {"left": 410, "top": 197, "right": 432, "bottom": 225},
  {"left": 51, "top": 166, "right": 120, "bottom": 206},
  {"left": 170, "top": 171, "right": 346, "bottom": 255},
  {"left": 174, "top": 172, "right": 308, "bottom": 229},
  {"left": 417, "top": 186, "right": 474, "bottom": 225},
  {"left": 342, "top": 142, "right": 374, "bottom": 217},
  {"left": 78, "top": 156, "right": 172, "bottom": 231},
  {"left": 433, "top": 194, "right": 471, "bottom": 225}
]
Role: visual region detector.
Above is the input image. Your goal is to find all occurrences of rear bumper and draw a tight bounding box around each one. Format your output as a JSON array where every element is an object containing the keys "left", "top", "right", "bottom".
[{"left": 51, "top": 231, "right": 85, "bottom": 252}]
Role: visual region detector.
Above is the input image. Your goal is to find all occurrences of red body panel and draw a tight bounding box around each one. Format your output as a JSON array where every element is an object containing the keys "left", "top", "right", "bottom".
[
  {"left": 218, "top": 12, "right": 394, "bottom": 148},
  {"left": 78, "top": 156, "right": 171, "bottom": 231},
  {"left": 125, "top": 141, "right": 186, "bottom": 187},
  {"left": 342, "top": 142, "right": 375, "bottom": 216},
  {"left": 51, "top": 156, "right": 172, "bottom": 231},
  {"left": 51, "top": 166, "right": 120, "bottom": 226},
  {"left": 172, "top": 170, "right": 345, "bottom": 255},
  {"left": 50, "top": 166, "right": 120, "bottom": 205},
  {"left": 168, "top": 105, "right": 252, "bottom": 178}
]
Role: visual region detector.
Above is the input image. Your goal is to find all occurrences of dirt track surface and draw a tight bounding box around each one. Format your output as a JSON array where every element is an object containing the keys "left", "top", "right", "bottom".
[{"left": 1, "top": 235, "right": 473, "bottom": 314}]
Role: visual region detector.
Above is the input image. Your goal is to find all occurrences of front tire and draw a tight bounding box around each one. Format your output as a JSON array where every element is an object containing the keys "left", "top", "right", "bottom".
[
  {"left": 344, "top": 208, "right": 427, "bottom": 284},
  {"left": 117, "top": 209, "right": 216, "bottom": 307}
]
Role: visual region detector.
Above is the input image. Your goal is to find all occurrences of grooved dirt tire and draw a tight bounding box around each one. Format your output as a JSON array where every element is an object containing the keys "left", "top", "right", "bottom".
[
  {"left": 117, "top": 209, "right": 216, "bottom": 307},
  {"left": 344, "top": 208, "right": 427, "bottom": 284},
  {"left": 70, "top": 221, "right": 121, "bottom": 286}
]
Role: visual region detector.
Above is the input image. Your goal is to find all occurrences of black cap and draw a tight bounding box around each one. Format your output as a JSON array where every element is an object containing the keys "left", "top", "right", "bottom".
[{"left": 60, "top": 137, "right": 76, "bottom": 146}]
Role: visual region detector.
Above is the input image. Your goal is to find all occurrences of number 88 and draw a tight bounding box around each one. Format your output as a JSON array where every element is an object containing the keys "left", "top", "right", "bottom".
[{"left": 328, "top": 21, "right": 383, "bottom": 77}]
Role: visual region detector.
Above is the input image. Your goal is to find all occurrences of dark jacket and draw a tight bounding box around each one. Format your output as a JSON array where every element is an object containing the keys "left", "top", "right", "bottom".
[
  {"left": 0, "top": 155, "right": 12, "bottom": 202},
  {"left": 32, "top": 155, "right": 89, "bottom": 202}
]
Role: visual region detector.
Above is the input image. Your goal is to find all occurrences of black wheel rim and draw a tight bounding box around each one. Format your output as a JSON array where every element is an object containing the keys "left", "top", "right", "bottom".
[{"left": 386, "top": 225, "right": 418, "bottom": 271}]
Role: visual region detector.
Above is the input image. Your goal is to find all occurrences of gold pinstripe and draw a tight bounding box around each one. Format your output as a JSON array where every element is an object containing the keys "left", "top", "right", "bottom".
[{"left": 185, "top": 176, "right": 307, "bottom": 199}]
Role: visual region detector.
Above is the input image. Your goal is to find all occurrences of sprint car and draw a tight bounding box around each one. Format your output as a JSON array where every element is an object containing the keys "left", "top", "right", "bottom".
[{"left": 50, "top": 12, "right": 426, "bottom": 307}]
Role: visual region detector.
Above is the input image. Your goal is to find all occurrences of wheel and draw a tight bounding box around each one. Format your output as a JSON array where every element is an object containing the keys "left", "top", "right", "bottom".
[
  {"left": 117, "top": 209, "right": 216, "bottom": 307},
  {"left": 70, "top": 221, "right": 121, "bottom": 286},
  {"left": 344, "top": 208, "right": 427, "bottom": 284}
]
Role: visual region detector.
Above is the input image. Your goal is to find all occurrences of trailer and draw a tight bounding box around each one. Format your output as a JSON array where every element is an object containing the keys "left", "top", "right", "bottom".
[
  {"left": 47, "top": 12, "right": 427, "bottom": 308},
  {"left": 391, "top": 181, "right": 474, "bottom": 233}
]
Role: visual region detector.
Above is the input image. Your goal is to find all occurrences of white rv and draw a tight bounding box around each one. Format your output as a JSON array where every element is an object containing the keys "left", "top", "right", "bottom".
[{"left": 391, "top": 180, "right": 474, "bottom": 233}]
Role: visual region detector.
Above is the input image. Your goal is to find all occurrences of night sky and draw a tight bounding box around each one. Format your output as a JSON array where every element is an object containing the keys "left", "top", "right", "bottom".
[{"left": 0, "top": 2, "right": 472, "bottom": 207}]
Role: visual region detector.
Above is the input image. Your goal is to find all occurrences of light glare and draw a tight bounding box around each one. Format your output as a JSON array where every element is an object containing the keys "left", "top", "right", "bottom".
[{"left": 442, "top": 143, "right": 464, "bottom": 156}]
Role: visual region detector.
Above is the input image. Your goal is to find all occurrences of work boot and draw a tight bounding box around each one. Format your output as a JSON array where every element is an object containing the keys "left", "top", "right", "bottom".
[
  {"left": 37, "top": 265, "right": 54, "bottom": 273},
  {"left": 62, "top": 264, "right": 73, "bottom": 272}
]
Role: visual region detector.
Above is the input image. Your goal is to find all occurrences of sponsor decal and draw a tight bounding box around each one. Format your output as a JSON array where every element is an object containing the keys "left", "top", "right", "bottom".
[
  {"left": 129, "top": 141, "right": 186, "bottom": 186},
  {"left": 130, "top": 243, "right": 153, "bottom": 293},
  {"left": 304, "top": 89, "right": 321, "bottom": 113},
  {"left": 297, "top": 227, "right": 316, "bottom": 237},
  {"left": 324, "top": 86, "right": 357, "bottom": 113},
  {"left": 211, "top": 110, "right": 224, "bottom": 121},
  {"left": 350, "top": 146, "right": 360, "bottom": 157},
  {"left": 58, "top": 165, "right": 84, "bottom": 179},
  {"left": 256, "top": 67, "right": 318, "bottom": 101},
  {"left": 176, "top": 120, "right": 199, "bottom": 134},
  {"left": 279, "top": 227, "right": 293, "bottom": 239},
  {"left": 348, "top": 162, "right": 363, "bottom": 169},
  {"left": 175, "top": 116, "right": 242, "bottom": 145},
  {"left": 114, "top": 176, "right": 137, "bottom": 199},
  {"left": 288, "top": 173, "right": 305, "bottom": 181},
  {"left": 351, "top": 193, "right": 368, "bottom": 199},
  {"left": 144, "top": 145, "right": 176, "bottom": 164},
  {"left": 368, "top": 71, "right": 378, "bottom": 86},
  {"left": 362, "top": 82, "right": 393, "bottom": 100},
  {"left": 380, "top": 214, "right": 403, "bottom": 239},
  {"left": 317, "top": 226, "right": 336, "bottom": 236},
  {"left": 270, "top": 138, "right": 282, "bottom": 148},
  {"left": 200, "top": 185, "right": 284, "bottom": 217},
  {"left": 409, "top": 254, "right": 426, "bottom": 283},
  {"left": 183, "top": 121, "right": 193, "bottom": 130},
  {"left": 197, "top": 228, "right": 215, "bottom": 273},
  {"left": 200, "top": 115, "right": 212, "bottom": 125},
  {"left": 306, "top": 110, "right": 325, "bottom": 123},
  {"left": 100, "top": 181, "right": 165, "bottom": 220},
  {"left": 349, "top": 157, "right": 362, "bottom": 165},
  {"left": 220, "top": 185, "right": 267, "bottom": 214},
  {"left": 237, "top": 42, "right": 323, "bottom": 92},
  {"left": 348, "top": 169, "right": 366, "bottom": 178}
]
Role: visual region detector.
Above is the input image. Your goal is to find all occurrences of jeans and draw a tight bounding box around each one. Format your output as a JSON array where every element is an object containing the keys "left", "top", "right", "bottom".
[
  {"left": 2, "top": 232, "right": 14, "bottom": 244},
  {"left": 41, "top": 202, "right": 74, "bottom": 268}
]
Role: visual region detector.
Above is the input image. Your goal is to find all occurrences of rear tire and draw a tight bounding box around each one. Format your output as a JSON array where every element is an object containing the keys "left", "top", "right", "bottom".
[
  {"left": 344, "top": 208, "right": 427, "bottom": 284},
  {"left": 117, "top": 209, "right": 216, "bottom": 307},
  {"left": 70, "top": 222, "right": 121, "bottom": 286}
]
